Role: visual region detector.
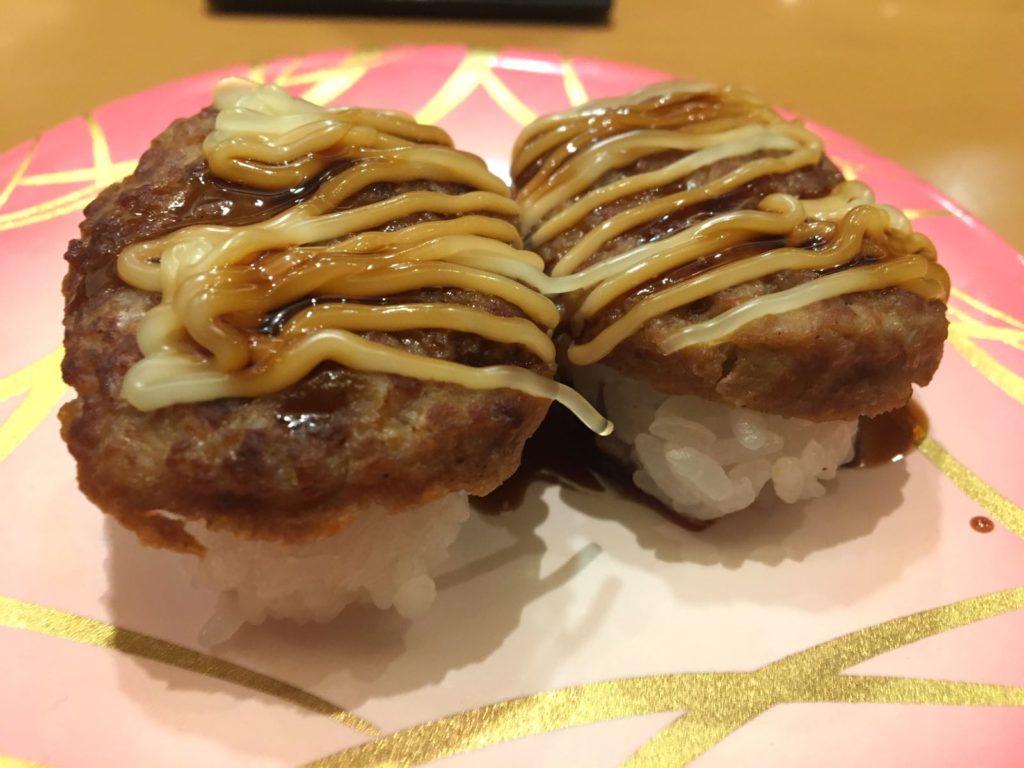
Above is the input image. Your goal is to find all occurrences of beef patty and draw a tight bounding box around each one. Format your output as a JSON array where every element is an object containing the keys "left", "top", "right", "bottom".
[
  {"left": 61, "top": 109, "right": 552, "bottom": 553},
  {"left": 516, "top": 143, "right": 948, "bottom": 422}
]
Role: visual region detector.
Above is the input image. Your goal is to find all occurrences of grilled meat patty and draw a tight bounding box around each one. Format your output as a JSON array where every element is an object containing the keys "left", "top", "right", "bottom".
[
  {"left": 61, "top": 110, "right": 551, "bottom": 553},
  {"left": 516, "top": 150, "right": 947, "bottom": 421}
]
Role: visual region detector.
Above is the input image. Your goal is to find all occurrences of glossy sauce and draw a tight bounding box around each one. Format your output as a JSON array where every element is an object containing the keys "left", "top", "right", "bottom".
[
  {"left": 469, "top": 406, "right": 713, "bottom": 532},
  {"left": 849, "top": 400, "right": 929, "bottom": 467},
  {"left": 581, "top": 236, "right": 788, "bottom": 341},
  {"left": 470, "top": 406, "right": 605, "bottom": 515},
  {"left": 114, "top": 79, "right": 610, "bottom": 434},
  {"left": 69, "top": 160, "right": 331, "bottom": 314},
  {"left": 970, "top": 516, "right": 995, "bottom": 533},
  {"left": 477, "top": 400, "right": 929, "bottom": 527},
  {"left": 169, "top": 162, "right": 336, "bottom": 233},
  {"left": 274, "top": 367, "right": 357, "bottom": 430},
  {"left": 512, "top": 83, "right": 950, "bottom": 365}
]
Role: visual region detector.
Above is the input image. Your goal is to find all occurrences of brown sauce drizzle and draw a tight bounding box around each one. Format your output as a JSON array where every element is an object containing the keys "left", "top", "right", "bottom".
[
  {"left": 579, "top": 236, "right": 789, "bottom": 342},
  {"left": 478, "top": 399, "right": 929, "bottom": 526},
  {"left": 164, "top": 162, "right": 337, "bottom": 233},
  {"left": 274, "top": 367, "right": 357, "bottom": 430},
  {"left": 112, "top": 80, "right": 610, "bottom": 434},
  {"left": 471, "top": 406, "right": 604, "bottom": 515},
  {"left": 970, "top": 516, "right": 995, "bottom": 533},
  {"left": 512, "top": 83, "right": 949, "bottom": 366},
  {"left": 471, "top": 406, "right": 713, "bottom": 532},
  {"left": 69, "top": 161, "right": 332, "bottom": 314},
  {"left": 848, "top": 399, "right": 929, "bottom": 468}
]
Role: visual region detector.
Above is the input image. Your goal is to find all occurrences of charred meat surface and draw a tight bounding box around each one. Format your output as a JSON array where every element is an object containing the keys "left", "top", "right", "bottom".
[
  {"left": 516, "top": 146, "right": 947, "bottom": 421},
  {"left": 61, "top": 110, "right": 551, "bottom": 552}
]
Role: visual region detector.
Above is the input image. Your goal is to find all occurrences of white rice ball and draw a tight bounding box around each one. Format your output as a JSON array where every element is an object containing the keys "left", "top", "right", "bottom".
[
  {"left": 571, "top": 363, "right": 857, "bottom": 521},
  {"left": 184, "top": 493, "right": 470, "bottom": 645}
]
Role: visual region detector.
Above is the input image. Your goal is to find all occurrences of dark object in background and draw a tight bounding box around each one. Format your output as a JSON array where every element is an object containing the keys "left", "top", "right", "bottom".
[{"left": 210, "top": 0, "right": 611, "bottom": 22}]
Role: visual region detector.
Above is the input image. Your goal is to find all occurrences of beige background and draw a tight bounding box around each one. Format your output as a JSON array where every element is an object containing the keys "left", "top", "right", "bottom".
[{"left": 3, "top": 0, "right": 1021, "bottom": 251}]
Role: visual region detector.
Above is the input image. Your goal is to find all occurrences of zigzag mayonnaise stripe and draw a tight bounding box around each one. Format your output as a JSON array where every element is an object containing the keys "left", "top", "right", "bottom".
[
  {"left": 512, "top": 82, "right": 950, "bottom": 365},
  {"left": 117, "top": 79, "right": 610, "bottom": 434}
]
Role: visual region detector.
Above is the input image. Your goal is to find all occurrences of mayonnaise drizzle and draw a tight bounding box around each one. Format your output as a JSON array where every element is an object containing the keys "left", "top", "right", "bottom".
[
  {"left": 116, "top": 79, "right": 611, "bottom": 435},
  {"left": 512, "top": 82, "right": 950, "bottom": 366}
]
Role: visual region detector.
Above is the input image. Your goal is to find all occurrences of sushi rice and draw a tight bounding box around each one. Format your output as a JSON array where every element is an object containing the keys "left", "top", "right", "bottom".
[
  {"left": 185, "top": 493, "right": 470, "bottom": 645},
  {"left": 180, "top": 354, "right": 859, "bottom": 644},
  {"left": 571, "top": 363, "right": 858, "bottom": 521}
]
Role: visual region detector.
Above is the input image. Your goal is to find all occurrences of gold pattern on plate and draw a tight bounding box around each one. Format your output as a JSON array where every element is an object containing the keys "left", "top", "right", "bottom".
[
  {"left": 0, "top": 117, "right": 137, "bottom": 232},
  {"left": 297, "top": 50, "right": 380, "bottom": 107},
  {"left": 3, "top": 50, "right": 1024, "bottom": 768},
  {"left": 269, "top": 57, "right": 304, "bottom": 86},
  {"left": 20, "top": 116, "right": 131, "bottom": 190},
  {"left": 0, "top": 185, "right": 108, "bottom": 232},
  {"left": 0, "top": 47, "right": 541, "bottom": 232},
  {"left": 831, "top": 155, "right": 861, "bottom": 182},
  {"left": 947, "top": 288, "right": 1024, "bottom": 406},
  {"left": 19, "top": 161, "right": 137, "bottom": 188},
  {"left": 0, "top": 348, "right": 66, "bottom": 464},
  {"left": 416, "top": 50, "right": 537, "bottom": 127},
  {"left": 0, "top": 757, "right": 51, "bottom": 768},
  {"left": 0, "top": 143, "right": 36, "bottom": 211},
  {"left": 246, "top": 62, "right": 267, "bottom": 84},
  {"left": 560, "top": 59, "right": 590, "bottom": 107},
  {"left": 304, "top": 588, "right": 1024, "bottom": 767},
  {"left": 0, "top": 595, "right": 379, "bottom": 735},
  {"left": 903, "top": 208, "right": 953, "bottom": 220},
  {"left": 274, "top": 55, "right": 371, "bottom": 88},
  {"left": 919, "top": 436, "right": 1024, "bottom": 539},
  {"left": 827, "top": 157, "right": 952, "bottom": 220}
]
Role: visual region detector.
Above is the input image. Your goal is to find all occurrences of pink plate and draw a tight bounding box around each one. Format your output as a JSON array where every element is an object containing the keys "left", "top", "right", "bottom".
[{"left": 1, "top": 46, "right": 1023, "bottom": 768}]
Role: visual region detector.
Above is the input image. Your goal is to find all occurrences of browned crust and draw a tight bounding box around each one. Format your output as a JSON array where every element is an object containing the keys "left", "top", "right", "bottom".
[
  {"left": 61, "top": 110, "right": 551, "bottom": 552},
  {"left": 604, "top": 282, "right": 947, "bottom": 420},
  {"left": 518, "top": 147, "right": 948, "bottom": 421}
]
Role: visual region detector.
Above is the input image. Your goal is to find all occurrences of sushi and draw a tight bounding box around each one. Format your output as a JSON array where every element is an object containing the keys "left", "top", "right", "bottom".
[
  {"left": 60, "top": 79, "right": 606, "bottom": 642},
  {"left": 511, "top": 82, "right": 949, "bottom": 521}
]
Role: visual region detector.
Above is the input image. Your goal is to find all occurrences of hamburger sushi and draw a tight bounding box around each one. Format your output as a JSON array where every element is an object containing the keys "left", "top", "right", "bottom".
[
  {"left": 60, "top": 79, "right": 607, "bottom": 642},
  {"left": 511, "top": 81, "right": 949, "bottom": 522}
]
